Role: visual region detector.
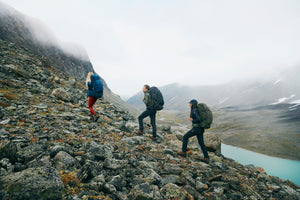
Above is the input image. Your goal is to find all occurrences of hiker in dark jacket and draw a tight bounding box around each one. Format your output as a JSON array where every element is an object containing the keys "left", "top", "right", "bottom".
[
  {"left": 136, "top": 85, "right": 157, "bottom": 141},
  {"left": 86, "top": 72, "right": 103, "bottom": 121},
  {"left": 178, "top": 99, "right": 210, "bottom": 163}
]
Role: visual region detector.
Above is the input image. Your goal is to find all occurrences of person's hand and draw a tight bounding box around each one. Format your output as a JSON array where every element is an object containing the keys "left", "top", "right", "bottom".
[
  {"left": 143, "top": 96, "right": 145, "bottom": 100},
  {"left": 190, "top": 118, "right": 193, "bottom": 121}
]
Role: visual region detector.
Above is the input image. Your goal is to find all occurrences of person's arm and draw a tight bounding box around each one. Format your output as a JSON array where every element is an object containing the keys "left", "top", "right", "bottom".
[
  {"left": 192, "top": 109, "right": 201, "bottom": 123},
  {"left": 143, "top": 92, "right": 151, "bottom": 106},
  {"left": 88, "top": 82, "right": 92, "bottom": 90}
]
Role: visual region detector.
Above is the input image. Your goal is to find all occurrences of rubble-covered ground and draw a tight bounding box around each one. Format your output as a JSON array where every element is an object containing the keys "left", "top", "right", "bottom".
[{"left": 1, "top": 39, "right": 300, "bottom": 200}]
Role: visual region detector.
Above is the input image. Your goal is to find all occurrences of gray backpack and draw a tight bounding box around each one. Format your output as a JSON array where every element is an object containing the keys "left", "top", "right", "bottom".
[{"left": 197, "top": 103, "right": 213, "bottom": 129}]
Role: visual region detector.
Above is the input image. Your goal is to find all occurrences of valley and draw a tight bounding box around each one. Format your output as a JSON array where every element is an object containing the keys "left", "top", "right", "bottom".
[{"left": 155, "top": 105, "right": 300, "bottom": 161}]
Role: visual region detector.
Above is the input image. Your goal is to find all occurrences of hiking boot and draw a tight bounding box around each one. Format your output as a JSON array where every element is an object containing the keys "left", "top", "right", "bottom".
[
  {"left": 93, "top": 114, "right": 99, "bottom": 122},
  {"left": 136, "top": 130, "right": 144, "bottom": 135},
  {"left": 177, "top": 151, "right": 187, "bottom": 157},
  {"left": 149, "top": 136, "right": 157, "bottom": 141},
  {"left": 200, "top": 158, "right": 210, "bottom": 163}
]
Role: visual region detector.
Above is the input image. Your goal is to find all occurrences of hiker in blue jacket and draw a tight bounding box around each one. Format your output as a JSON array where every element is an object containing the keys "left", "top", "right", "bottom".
[
  {"left": 178, "top": 99, "right": 210, "bottom": 163},
  {"left": 86, "top": 72, "right": 103, "bottom": 121}
]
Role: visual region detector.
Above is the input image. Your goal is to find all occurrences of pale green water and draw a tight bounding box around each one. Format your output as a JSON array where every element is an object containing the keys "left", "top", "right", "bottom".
[{"left": 222, "top": 144, "right": 300, "bottom": 186}]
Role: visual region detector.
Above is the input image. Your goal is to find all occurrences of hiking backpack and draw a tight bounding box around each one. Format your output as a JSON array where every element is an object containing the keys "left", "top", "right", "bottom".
[
  {"left": 197, "top": 103, "right": 213, "bottom": 129},
  {"left": 148, "top": 87, "right": 164, "bottom": 111},
  {"left": 90, "top": 74, "right": 103, "bottom": 98}
]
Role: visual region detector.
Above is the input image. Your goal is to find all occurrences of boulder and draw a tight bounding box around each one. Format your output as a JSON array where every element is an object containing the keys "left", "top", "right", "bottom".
[
  {"left": 0, "top": 167, "right": 64, "bottom": 200},
  {"left": 52, "top": 87, "right": 72, "bottom": 102},
  {"left": 160, "top": 183, "right": 193, "bottom": 200},
  {"left": 128, "top": 182, "right": 161, "bottom": 200},
  {"left": 205, "top": 134, "right": 221, "bottom": 153},
  {"left": 54, "top": 151, "right": 79, "bottom": 170}
]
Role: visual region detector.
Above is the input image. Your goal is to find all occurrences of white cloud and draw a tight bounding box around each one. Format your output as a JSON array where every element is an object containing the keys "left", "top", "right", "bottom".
[{"left": 2, "top": 0, "right": 300, "bottom": 96}]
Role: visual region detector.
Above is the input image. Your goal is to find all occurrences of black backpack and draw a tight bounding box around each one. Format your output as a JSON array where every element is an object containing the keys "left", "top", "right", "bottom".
[{"left": 148, "top": 87, "right": 164, "bottom": 111}]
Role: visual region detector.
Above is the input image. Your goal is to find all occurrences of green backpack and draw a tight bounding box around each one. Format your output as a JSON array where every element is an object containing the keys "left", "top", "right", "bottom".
[{"left": 197, "top": 103, "right": 213, "bottom": 129}]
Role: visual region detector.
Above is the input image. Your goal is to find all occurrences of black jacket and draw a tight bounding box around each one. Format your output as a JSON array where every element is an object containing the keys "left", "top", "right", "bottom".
[{"left": 191, "top": 108, "right": 201, "bottom": 125}]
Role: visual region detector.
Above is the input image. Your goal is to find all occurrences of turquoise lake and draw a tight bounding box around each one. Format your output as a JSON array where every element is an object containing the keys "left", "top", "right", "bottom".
[{"left": 221, "top": 144, "right": 300, "bottom": 186}]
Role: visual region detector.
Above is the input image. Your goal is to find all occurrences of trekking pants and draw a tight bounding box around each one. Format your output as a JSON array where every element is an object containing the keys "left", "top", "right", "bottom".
[
  {"left": 182, "top": 127, "right": 209, "bottom": 159},
  {"left": 88, "top": 96, "right": 98, "bottom": 115},
  {"left": 138, "top": 109, "right": 157, "bottom": 137}
]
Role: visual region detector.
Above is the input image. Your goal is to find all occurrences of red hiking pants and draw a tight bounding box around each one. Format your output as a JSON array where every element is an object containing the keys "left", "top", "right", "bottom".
[{"left": 88, "top": 96, "right": 98, "bottom": 115}]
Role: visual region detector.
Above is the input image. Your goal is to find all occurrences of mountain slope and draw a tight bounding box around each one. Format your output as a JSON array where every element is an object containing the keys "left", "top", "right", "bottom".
[
  {"left": 1, "top": 39, "right": 299, "bottom": 199},
  {"left": 0, "top": 2, "right": 139, "bottom": 116}
]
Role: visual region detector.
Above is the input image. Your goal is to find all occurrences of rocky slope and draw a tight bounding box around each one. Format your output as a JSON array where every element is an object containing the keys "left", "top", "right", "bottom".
[
  {"left": 1, "top": 40, "right": 300, "bottom": 200},
  {"left": 0, "top": 2, "right": 139, "bottom": 116}
]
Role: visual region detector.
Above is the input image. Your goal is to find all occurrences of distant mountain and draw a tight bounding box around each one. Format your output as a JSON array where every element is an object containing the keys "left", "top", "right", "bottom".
[
  {"left": 127, "top": 66, "right": 300, "bottom": 111},
  {"left": 0, "top": 2, "right": 138, "bottom": 115}
]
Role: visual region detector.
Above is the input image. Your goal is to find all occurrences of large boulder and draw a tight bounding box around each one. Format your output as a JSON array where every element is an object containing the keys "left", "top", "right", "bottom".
[
  {"left": 204, "top": 134, "right": 221, "bottom": 154},
  {"left": 0, "top": 167, "right": 64, "bottom": 200},
  {"left": 52, "top": 87, "right": 72, "bottom": 102}
]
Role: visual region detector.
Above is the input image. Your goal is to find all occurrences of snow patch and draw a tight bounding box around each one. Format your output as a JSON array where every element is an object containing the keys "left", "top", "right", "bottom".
[{"left": 270, "top": 94, "right": 295, "bottom": 105}]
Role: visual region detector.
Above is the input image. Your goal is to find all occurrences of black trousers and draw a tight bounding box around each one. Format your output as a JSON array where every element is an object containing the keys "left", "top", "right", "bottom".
[
  {"left": 182, "top": 126, "right": 209, "bottom": 159},
  {"left": 138, "top": 109, "right": 157, "bottom": 137}
]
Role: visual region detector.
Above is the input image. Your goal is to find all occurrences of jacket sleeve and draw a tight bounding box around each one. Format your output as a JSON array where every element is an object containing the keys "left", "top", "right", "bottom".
[
  {"left": 143, "top": 92, "right": 151, "bottom": 106},
  {"left": 192, "top": 109, "right": 201, "bottom": 124},
  {"left": 88, "top": 82, "right": 92, "bottom": 90}
]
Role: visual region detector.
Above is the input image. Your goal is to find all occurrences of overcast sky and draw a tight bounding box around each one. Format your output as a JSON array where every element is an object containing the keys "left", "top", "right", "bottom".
[{"left": 2, "top": 0, "right": 300, "bottom": 97}]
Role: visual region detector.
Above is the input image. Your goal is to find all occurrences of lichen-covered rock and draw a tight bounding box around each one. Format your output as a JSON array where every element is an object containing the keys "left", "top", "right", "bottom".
[
  {"left": 128, "top": 182, "right": 162, "bottom": 200},
  {"left": 52, "top": 87, "right": 72, "bottom": 102},
  {"left": 85, "top": 141, "right": 114, "bottom": 161},
  {"left": 0, "top": 167, "right": 64, "bottom": 200},
  {"left": 54, "top": 151, "right": 79, "bottom": 170},
  {"left": 103, "top": 158, "right": 129, "bottom": 170},
  {"left": 204, "top": 134, "right": 221, "bottom": 153},
  {"left": 160, "top": 183, "right": 193, "bottom": 200}
]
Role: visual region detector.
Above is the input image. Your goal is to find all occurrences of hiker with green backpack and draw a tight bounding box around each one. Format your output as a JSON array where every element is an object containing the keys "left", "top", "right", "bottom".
[{"left": 178, "top": 99, "right": 213, "bottom": 163}]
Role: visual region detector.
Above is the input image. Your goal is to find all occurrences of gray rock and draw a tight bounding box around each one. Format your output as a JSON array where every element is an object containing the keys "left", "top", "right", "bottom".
[
  {"left": 16, "top": 144, "right": 44, "bottom": 164},
  {"left": 143, "top": 168, "right": 162, "bottom": 185},
  {"left": 103, "top": 158, "right": 129, "bottom": 170},
  {"left": 205, "top": 134, "right": 221, "bottom": 153},
  {"left": 0, "top": 167, "right": 64, "bottom": 200},
  {"left": 103, "top": 183, "right": 117, "bottom": 194},
  {"left": 89, "top": 174, "right": 106, "bottom": 192},
  {"left": 160, "top": 183, "right": 191, "bottom": 200},
  {"left": 163, "top": 163, "right": 184, "bottom": 175},
  {"left": 52, "top": 87, "right": 72, "bottom": 102},
  {"left": 121, "top": 136, "right": 145, "bottom": 145},
  {"left": 109, "top": 175, "right": 127, "bottom": 191},
  {"left": 128, "top": 182, "right": 162, "bottom": 200},
  {"left": 161, "top": 175, "right": 183, "bottom": 186},
  {"left": 54, "top": 151, "right": 79, "bottom": 170},
  {"left": 86, "top": 142, "right": 114, "bottom": 161}
]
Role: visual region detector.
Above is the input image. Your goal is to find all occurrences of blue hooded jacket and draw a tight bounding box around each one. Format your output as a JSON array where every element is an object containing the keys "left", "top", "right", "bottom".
[{"left": 87, "top": 74, "right": 103, "bottom": 98}]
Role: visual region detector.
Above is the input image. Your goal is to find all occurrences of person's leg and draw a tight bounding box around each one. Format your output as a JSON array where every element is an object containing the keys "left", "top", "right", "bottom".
[
  {"left": 149, "top": 110, "right": 157, "bottom": 137},
  {"left": 138, "top": 110, "right": 151, "bottom": 132},
  {"left": 196, "top": 128, "right": 209, "bottom": 159},
  {"left": 182, "top": 128, "right": 198, "bottom": 152},
  {"left": 88, "top": 97, "right": 98, "bottom": 115}
]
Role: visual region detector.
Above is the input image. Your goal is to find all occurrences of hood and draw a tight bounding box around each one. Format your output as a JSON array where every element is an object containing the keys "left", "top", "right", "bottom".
[{"left": 91, "top": 74, "right": 101, "bottom": 81}]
